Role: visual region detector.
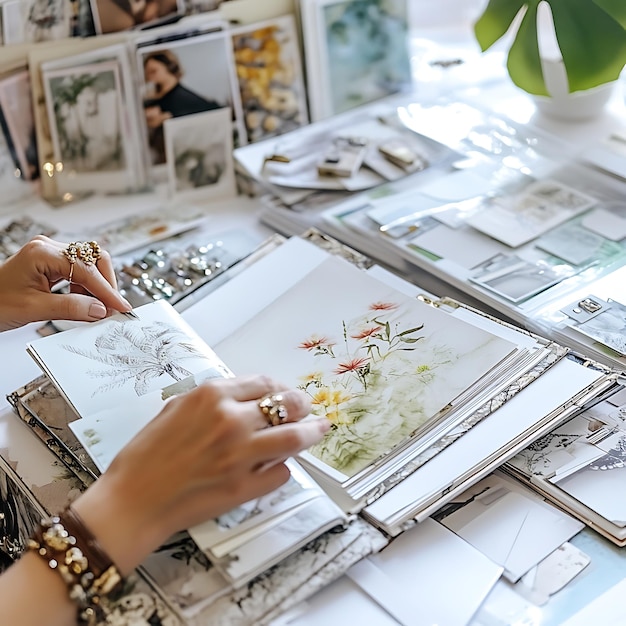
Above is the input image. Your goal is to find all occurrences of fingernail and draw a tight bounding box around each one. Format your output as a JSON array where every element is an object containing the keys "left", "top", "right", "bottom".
[
  {"left": 121, "top": 296, "right": 133, "bottom": 309},
  {"left": 318, "top": 418, "right": 331, "bottom": 433},
  {"left": 89, "top": 302, "right": 107, "bottom": 319}
]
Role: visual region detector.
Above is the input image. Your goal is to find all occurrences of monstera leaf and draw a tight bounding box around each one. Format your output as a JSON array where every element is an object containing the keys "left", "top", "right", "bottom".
[{"left": 474, "top": 0, "right": 626, "bottom": 95}]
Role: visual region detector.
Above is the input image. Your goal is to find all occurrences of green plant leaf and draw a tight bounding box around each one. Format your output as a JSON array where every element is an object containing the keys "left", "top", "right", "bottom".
[
  {"left": 507, "top": 2, "right": 548, "bottom": 95},
  {"left": 551, "top": 0, "right": 626, "bottom": 91},
  {"left": 593, "top": 0, "right": 626, "bottom": 28},
  {"left": 474, "top": 0, "right": 528, "bottom": 51}
]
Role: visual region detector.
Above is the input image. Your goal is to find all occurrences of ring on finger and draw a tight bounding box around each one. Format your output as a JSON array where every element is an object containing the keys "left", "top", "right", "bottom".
[
  {"left": 62, "top": 240, "right": 102, "bottom": 283},
  {"left": 258, "top": 393, "right": 288, "bottom": 427}
]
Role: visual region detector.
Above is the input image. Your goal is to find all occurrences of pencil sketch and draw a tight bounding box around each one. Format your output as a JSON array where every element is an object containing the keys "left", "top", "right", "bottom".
[{"left": 62, "top": 320, "right": 206, "bottom": 397}]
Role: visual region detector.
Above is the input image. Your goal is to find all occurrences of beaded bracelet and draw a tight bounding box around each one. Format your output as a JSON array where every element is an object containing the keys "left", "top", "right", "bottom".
[{"left": 27, "top": 507, "right": 125, "bottom": 625}]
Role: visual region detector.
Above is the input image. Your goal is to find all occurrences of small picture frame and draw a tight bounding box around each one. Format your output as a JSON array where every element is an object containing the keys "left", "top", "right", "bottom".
[
  {"left": 302, "top": 0, "right": 412, "bottom": 120},
  {"left": 22, "top": 0, "right": 71, "bottom": 42},
  {"left": 136, "top": 29, "right": 246, "bottom": 170},
  {"left": 164, "top": 107, "right": 237, "bottom": 201},
  {"left": 231, "top": 14, "right": 309, "bottom": 144},
  {"left": 90, "top": 0, "right": 183, "bottom": 34},
  {"left": 42, "top": 59, "right": 136, "bottom": 194}
]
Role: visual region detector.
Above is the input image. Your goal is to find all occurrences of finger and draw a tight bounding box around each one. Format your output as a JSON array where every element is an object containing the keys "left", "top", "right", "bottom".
[
  {"left": 244, "top": 388, "right": 312, "bottom": 430},
  {"left": 248, "top": 419, "right": 331, "bottom": 465},
  {"left": 68, "top": 259, "right": 131, "bottom": 313},
  {"left": 219, "top": 374, "right": 287, "bottom": 403},
  {"left": 27, "top": 292, "right": 109, "bottom": 323}
]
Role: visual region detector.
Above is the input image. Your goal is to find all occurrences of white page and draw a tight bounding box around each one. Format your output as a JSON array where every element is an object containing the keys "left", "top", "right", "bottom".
[{"left": 351, "top": 518, "right": 502, "bottom": 626}]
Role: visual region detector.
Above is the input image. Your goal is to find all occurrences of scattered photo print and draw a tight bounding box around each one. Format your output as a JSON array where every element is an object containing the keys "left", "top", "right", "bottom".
[
  {"left": 43, "top": 62, "right": 127, "bottom": 174},
  {"left": 231, "top": 15, "right": 308, "bottom": 144},
  {"left": 573, "top": 299, "right": 626, "bottom": 356},
  {"left": 91, "top": 0, "right": 181, "bottom": 34},
  {"left": 164, "top": 108, "right": 237, "bottom": 200},
  {"left": 0, "top": 70, "right": 39, "bottom": 180},
  {"left": 470, "top": 254, "right": 573, "bottom": 303},
  {"left": 551, "top": 432, "right": 626, "bottom": 526},
  {"left": 466, "top": 179, "right": 598, "bottom": 248},
  {"left": 22, "top": 0, "right": 71, "bottom": 42},
  {"left": 319, "top": 0, "right": 411, "bottom": 118},
  {"left": 138, "top": 32, "right": 242, "bottom": 166}
]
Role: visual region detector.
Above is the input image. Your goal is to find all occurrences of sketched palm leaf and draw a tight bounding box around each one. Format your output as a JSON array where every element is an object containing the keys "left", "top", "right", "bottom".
[{"left": 63, "top": 321, "right": 205, "bottom": 397}]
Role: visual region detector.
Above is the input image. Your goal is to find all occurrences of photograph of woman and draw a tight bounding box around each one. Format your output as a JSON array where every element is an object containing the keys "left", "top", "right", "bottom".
[{"left": 139, "top": 38, "right": 235, "bottom": 165}]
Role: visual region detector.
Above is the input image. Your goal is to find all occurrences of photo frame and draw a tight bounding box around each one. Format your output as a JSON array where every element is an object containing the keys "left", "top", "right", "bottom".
[
  {"left": 90, "top": 0, "right": 183, "bottom": 35},
  {"left": 22, "top": 0, "right": 71, "bottom": 42},
  {"left": 42, "top": 60, "right": 136, "bottom": 195},
  {"left": 2, "top": 0, "right": 25, "bottom": 44},
  {"left": 301, "top": 0, "right": 412, "bottom": 121},
  {"left": 231, "top": 14, "right": 309, "bottom": 144},
  {"left": 0, "top": 69, "right": 39, "bottom": 181},
  {"left": 136, "top": 29, "right": 246, "bottom": 173},
  {"left": 39, "top": 42, "right": 149, "bottom": 196},
  {"left": 164, "top": 107, "right": 237, "bottom": 201}
]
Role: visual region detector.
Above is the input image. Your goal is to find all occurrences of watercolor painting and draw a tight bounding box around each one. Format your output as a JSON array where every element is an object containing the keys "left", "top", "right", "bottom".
[
  {"left": 320, "top": 0, "right": 411, "bottom": 116},
  {"left": 216, "top": 256, "right": 516, "bottom": 480},
  {"left": 231, "top": 14, "right": 308, "bottom": 143}
]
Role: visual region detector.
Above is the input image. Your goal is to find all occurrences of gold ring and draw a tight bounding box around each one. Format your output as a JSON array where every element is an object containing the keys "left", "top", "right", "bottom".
[
  {"left": 258, "top": 393, "right": 288, "bottom": 427},
  {"left": 62, "top": 241, "right": 102, "bottom": 283}
]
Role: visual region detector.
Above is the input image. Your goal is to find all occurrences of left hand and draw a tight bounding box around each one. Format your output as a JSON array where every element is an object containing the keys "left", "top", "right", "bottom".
[{"left": 0, "top": 235, "right": 132, "bottom": 331}]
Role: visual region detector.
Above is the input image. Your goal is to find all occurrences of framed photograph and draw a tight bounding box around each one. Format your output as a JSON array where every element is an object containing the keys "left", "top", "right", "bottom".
[
  {"left": 90, "top": 0, "right": 183, "bottom": 34},
  {"left": 0, "top": 70, "right": 39, "bottom": 181},
  {"left": 22, "top": 0, "right": 71, "bottom": 42},
  {"left": 231, "top": 14, "right": 309, "bottom": 144},
  {"left": 164, "top": 108, "right": 237, "bottom": 200},
  {"left": 42, "top": 60, "right": 136, "bottom": 194},
  {"left": 137, "top": 30, "right": 246, "bottom": 169},
  {"left": 302, "top": 0, "right": 412, "bottom": 120}
]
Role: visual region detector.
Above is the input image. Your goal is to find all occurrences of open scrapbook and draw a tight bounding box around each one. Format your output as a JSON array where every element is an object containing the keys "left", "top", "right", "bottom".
[{"left": 8, "top": 231, "right": 625, "bottom": 624}]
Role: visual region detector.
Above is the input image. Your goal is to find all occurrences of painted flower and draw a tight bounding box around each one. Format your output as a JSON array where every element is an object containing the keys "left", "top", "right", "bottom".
[
  {"left": 334, "top": 357, "right": 369, "bottom": 375},
  {"left": 297, "top": 335, "right": 336, "bottom": 357},
  {"left": 299, "top": 371, "right": 323, "bottom": 385},
  {"left": 351, "top": 325, "right": 382, "bottom": 340},
  {"left": 369, "top": 301, "right": 398, "bottom": 311}
]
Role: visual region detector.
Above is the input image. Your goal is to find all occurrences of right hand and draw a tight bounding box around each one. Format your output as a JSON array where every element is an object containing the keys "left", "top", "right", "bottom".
[{"left": 73, "top": 375, "right": 330, "bottom": 575}]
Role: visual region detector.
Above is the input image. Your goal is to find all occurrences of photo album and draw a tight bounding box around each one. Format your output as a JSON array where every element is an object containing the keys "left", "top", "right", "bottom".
[{"left": 19, "top": 230, "right": 624, "bottom": 600}]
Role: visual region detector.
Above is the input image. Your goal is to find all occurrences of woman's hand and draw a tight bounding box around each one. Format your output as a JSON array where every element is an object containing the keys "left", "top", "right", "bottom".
[
  {"left": 0, "top": 235, "right": 132, "bottom": 331},
  {"left": 73, "top": 375, "right": 330, "bottom": 575}
]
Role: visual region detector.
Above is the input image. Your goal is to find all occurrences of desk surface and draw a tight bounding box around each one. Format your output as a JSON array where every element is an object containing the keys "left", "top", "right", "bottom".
[{"left": 1, "top": 14, "right": 626, "bottom": 625}]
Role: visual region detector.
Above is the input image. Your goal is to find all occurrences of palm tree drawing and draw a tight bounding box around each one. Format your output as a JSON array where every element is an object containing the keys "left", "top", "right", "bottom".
[{"left": 63, "top": 321, "right": 206, "bottom": 397}]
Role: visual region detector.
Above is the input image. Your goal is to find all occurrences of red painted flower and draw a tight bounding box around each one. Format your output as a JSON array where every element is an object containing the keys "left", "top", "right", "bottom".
[
  {"left": 351, "top": 325, "right": 382, "bottom": 340},
  {"left": 298, "top": 335, "right": 334, "bottom": 351},
  {"left": 334, "top": 357, "right": 369, "bottom": 375},
  {"left": 369, "top": 301, "right": 398, "bottom": 311}
]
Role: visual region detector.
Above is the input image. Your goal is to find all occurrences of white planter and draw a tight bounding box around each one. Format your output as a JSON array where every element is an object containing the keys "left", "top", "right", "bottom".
[{"left": 531, "top": 55, "right": 616, "bottom": 122}]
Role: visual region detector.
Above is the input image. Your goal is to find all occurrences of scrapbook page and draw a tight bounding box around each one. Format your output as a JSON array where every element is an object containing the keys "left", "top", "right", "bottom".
[{"left": 505, "top": 379, "right": 626, "bottom": 546}]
